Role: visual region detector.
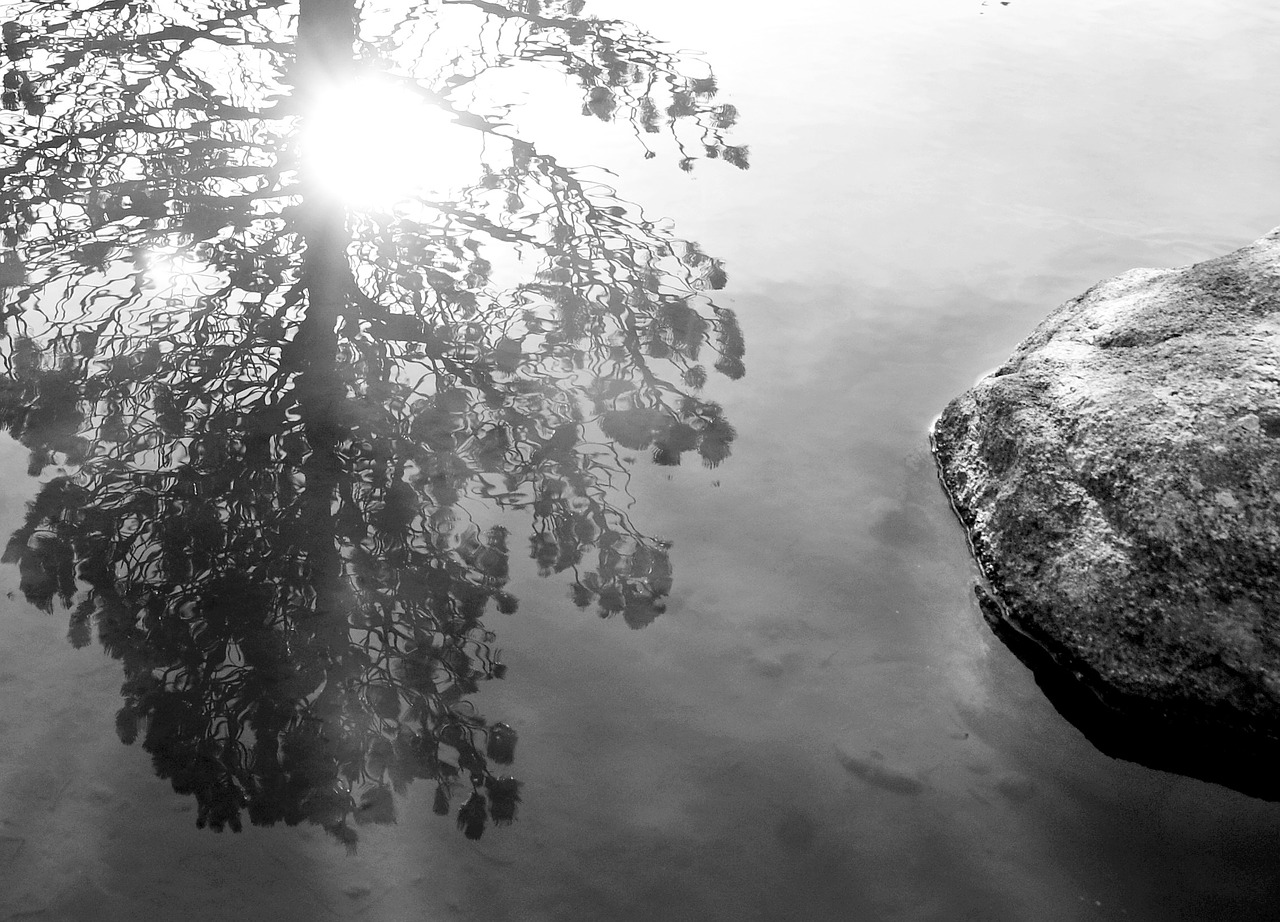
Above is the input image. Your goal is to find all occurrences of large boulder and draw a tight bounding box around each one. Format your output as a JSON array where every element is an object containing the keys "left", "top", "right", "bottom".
[{"left": 933, "top": 228, "right": 1280, "bottom": 796}]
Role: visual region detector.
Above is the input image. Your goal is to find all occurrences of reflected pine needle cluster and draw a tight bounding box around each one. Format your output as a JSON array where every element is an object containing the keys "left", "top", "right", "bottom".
[{"left": 0, "top": 0, "right": 745, "bottom": 847}]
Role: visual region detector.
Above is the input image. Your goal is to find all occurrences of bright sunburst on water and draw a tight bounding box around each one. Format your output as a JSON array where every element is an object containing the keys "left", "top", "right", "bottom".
[{"left": 302, "top": 75, "right": 481, "bottom": 208}]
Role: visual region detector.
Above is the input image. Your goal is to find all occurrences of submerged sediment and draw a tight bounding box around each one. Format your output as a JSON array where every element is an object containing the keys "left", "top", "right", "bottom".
[{"left": 933, "top": 228, "right": 1280, "bottom": 797}]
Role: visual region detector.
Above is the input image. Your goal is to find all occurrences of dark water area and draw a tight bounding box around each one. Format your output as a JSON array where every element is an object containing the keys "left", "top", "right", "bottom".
[{"left": 1, "top": 0, "right": 1280, "bottom": 919}]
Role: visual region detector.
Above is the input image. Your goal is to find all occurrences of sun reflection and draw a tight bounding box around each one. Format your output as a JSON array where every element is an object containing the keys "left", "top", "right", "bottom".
[
  {"left": 142, "top": 248, "right": 215, "bottom": 293},
  {"left": 302, "top": 75, "right": 481, "bottom": 208}
]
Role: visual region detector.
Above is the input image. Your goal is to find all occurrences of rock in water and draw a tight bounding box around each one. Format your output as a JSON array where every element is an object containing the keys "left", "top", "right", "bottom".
[{"left": 933, "top": 228, "right": 1280, "bottom": 797}]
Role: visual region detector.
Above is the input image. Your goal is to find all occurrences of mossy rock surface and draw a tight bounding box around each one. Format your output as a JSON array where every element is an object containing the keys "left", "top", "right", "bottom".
[{"left": 934, "top": 228, "right": 1280, "bottom": 796}]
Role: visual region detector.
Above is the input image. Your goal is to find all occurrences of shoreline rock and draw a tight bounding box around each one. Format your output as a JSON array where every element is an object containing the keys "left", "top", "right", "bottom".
[{"left": 933, "top": 228, "right": 1280, "bottom": 798}]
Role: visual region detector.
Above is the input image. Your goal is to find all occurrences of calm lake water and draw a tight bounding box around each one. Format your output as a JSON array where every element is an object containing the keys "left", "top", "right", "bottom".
[{"left": 2, "top": 1, "right": 1280, "bottom": 919}]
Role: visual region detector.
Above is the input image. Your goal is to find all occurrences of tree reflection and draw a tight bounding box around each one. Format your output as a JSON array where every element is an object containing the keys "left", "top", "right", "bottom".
[{"left": 0, "top": 0, "right": 744, "bottom": 846}]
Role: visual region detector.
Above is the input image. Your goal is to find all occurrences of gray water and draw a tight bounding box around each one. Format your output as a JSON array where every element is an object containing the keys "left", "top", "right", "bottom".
[{"left": 2, "top": 1, "right": 1280, "bottom": 920}]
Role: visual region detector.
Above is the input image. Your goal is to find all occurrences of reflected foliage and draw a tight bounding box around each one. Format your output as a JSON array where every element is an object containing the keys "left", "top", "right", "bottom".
[{"left": 0, "top": 0, "right": 744, "bottom": 846}]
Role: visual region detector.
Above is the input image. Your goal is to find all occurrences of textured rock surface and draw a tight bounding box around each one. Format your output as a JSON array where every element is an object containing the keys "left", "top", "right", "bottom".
[{"left": 933, "top": 229, "right": 1280, "bottom": 795}]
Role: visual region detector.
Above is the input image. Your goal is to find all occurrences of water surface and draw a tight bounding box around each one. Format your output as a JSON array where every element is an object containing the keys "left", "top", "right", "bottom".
[{"left": 2, "top": 1, "right": 1280, "bottom": 919}]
